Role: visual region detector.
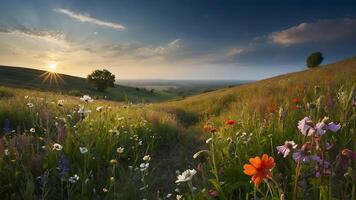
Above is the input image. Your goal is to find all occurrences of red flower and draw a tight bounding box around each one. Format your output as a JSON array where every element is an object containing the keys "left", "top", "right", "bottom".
[
  {"left": 292, "top": 97, "right": 301, "bottom": 104},
  {"left": 243, "top": 154, "right": 275, "bottom": 186},
  {"left": 208, "top": 189, "right": 219, "bottom": 197},
  {"left": 226, "top": 119, "right": 235, "bottom": 125}
]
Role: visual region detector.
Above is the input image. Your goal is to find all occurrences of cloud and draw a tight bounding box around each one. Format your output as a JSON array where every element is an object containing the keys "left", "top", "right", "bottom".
[
  {"left": 0, "top": 27, "right": 68, "bottom": 46},
  {"left": 269, "top": 18, "right": 356, "bottom": 45},
  {"left": 87, "top": 39, "right": 182, "bottom": 60},
  {"left": 53, "top": 8, "right": 126, "bottom": 30}
]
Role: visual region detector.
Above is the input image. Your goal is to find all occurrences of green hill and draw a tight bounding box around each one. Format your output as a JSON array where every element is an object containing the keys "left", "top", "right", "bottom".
[
  {"left": 158, "top": 57, "right": 356, "bottom": 125},
  {"left": 0, "top": 65, "right": 175, "bottom": 102}
]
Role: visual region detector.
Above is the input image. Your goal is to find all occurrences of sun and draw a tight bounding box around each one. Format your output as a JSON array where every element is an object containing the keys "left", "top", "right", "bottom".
[{"left": 48, "top": 62, "right": 57, "bottom": 73}]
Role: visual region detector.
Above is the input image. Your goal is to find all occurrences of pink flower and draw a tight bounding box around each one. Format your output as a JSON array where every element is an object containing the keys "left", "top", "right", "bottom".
[
  {"left": 297, "top": 117, "right": 314, "bottom": 136},
  {"left": 276, "top": 140, "right": 298, "bottom": 158}
]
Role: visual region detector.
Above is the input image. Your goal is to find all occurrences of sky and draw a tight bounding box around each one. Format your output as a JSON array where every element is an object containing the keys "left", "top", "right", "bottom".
[{"left": 0, "top": 0, "right": 355, "bottom": 80}]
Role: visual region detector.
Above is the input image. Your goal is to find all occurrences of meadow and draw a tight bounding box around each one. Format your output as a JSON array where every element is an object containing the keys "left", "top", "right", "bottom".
[{"left": 0, "top": 58, "right": 355, "bottom": 199}]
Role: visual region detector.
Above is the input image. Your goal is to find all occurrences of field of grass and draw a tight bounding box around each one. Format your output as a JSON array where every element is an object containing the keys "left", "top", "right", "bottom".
[
  {"left": 0, "top": 58, "right": 355, "bottom": 199},
  {"left": 0, "top": 66, "right": 177, "bottom": 103}
]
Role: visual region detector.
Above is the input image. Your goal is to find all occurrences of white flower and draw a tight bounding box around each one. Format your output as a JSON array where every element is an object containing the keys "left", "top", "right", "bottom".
[
  {"left": 117, "top": 147, "right": 124, "bottom": 154},
  {"left": 24, "top": 95, "right": 29, "bottom": 99},
  {"left": 27, "top": 102, "right": 34, "bottom": 108},
  {"left": 143, "top": 155, "right": 151, "bottom": 162},
  {"left": 96, "top": 106, "right": 103, "bottom": 112},
  {"left": 69, "top": 174, "right": 80, "bottom": 183},
  {"left": 103, "top": 188, "right": 108, "bottom": 192},
  {"left": 166, "top": 193, "right": 172, "bottom": 198},
  {"left": 52, "top": 143, "right": 63, "bottom": 151},
  {"left": 138, "top": 141, "right": 143, "bottom": 146},
  {"left": 175, "top": 169, "right": 196, "bottom": 183},
  {"left": 140, "top": 163, "right": 150, "bottom": 171},
  {"left": 80, "top": 147, "right": 88, "bottom": 154},
  {"left": 30, "top": 128, "right": 36, "bottom": 133},
  {"left": 176, "top": 195, "right": 183, "bottom": 200},
  {"left": 57, "top": 100, "right": 64, "bottom": 106},
  {"left": 80, "top": 95, "right": 94, "bottom": 102},
  {"left": 4, "top": 149, "right": 9, "bottom": 156}
]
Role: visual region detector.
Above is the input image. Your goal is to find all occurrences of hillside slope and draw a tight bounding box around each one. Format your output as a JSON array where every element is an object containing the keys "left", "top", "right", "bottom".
[
  {"left": 156, "top": 58, "right": 356, "bottom": 128},
  {"left": 0, "top": 65, "right": 175, "bottom": 102}
]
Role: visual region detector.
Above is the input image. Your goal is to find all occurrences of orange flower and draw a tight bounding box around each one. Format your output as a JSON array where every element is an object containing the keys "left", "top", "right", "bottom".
[{"left": 243, "top": 154, "right": 275, "bottom": 186}]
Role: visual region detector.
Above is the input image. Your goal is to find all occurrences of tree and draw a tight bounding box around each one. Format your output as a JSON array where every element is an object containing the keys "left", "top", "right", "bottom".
[
  {"left": 87, "top": 69, "right": 115, "bottom": 91},
  {"left": 306, "top": 52, "right": 324, "bottom": 68}
]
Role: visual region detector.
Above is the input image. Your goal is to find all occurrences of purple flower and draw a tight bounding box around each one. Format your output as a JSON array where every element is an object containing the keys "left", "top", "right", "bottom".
[
  {"left": 327, "top": 122, "right": 341, "bottom": 132},
  {"left": 276, "top": 140, "right": 297, "bottom": 158},
  {"left": 297, "top": 117, "right": 314, "bottom": 136},
  {"left": 59, "top": 154, "right": 70, "bottom": 178},
  {"left": 292, "top": 143, "right": 321, "bottom": 163},
  {"left": 315, "top": 160, "right": 331, "bottom": 177}
]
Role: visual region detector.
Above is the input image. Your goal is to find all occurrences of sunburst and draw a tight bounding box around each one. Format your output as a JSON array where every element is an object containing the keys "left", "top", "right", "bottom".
[{"left": 34, "top": 63, "right": 65, "bottom": 86}]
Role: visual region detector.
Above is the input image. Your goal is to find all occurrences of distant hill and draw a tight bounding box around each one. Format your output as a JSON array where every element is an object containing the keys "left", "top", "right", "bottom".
[{"left": 0, "top": 65, "right": 175, "bottom": 102}]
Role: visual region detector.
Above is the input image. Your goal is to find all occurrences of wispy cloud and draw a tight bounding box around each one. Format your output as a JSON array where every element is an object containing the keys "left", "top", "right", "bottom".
[
  {"left": 269, "top": 18, "right": 356, "bottom": 45},
  {"left": 86, "top": 39, "right": 182, "bottom": 60},
  {"left": 53, "top": 8, "right": 126, "bottom": 30},
  {"left": 0, "top": 27, "right": 68, "bottom": 46}
]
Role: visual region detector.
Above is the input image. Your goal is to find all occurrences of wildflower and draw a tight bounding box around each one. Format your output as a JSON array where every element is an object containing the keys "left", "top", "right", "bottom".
[
  {"left": 176, "top": 194, "right": 183, "bottom": 200},
  {"left": 341, "top": 149, "right": 356, "bottom": 160},
  {"left": 143, "top": 155, "right": 151, "bottom": 162},
  {"left": 226, "top": 119, "right": 235, "bottom": 125},
  {"left": 110, "top": 176, "right": 115, "bottom": 182},
  {"left": 69, "top": 174, "right": 80, "bottom": 183},
  {"left": 59, "top": 154, "right": 70, "bottom": 177},
  {"left": 208, "top": 189, "right": 219, "bottom": 197},
  {"left": 30, "top": 128, "right": 36, "bottom": 133},
  {"left": 166, "top": 193, "right": 172, "bottom": 198},
  {"left": 4, "top": 149, "right": 9, "bottom": 156},
  {"left": 80, "top": 95, "right": 94, "bottom": 102},
  {"left": 297, "top": 117, "right": 314, "bottom": 136},
  {"left": 203, "top": 123, "right": 217, "bottom": 133},
  {"left": 292, "top": 97, "right": 301, "bottom": 104},
  {"left": 175, "top": 169, "right": 196, "bottom": 183},
  {"left": 96, "top": 106, "right": 103, "bottom": 112},
  {"left": 79, "top": 147, "right": 88, "bottom": 154},
  {"left": 103, "top": 188, "right": 109, "bottom": 192},
  {"left": 116, "top": 147, "right": 124, "bottom": 154},
  {"left": 140, "top": 163, "right": 149, "bottom": 171},
  {"left": 276, "top": 140, "right": 298, "bottom": 158},
  {"left": 52, "top": 143, "right": 63, "bottom": 151},
  {"left": 110, "top": 159, "right": 118, "bottom": 165},
  {"left": 315, "top": 160, "right": 331, "bottom": 177},
  {"left": 57, "top": 100, "right": 64, "bottom": 107},
  {"left": 27, "top": 102, "right": 34, "bottom": 108},
  {"left": 243, "top": 154, "right": 275, "bottom": 186}
]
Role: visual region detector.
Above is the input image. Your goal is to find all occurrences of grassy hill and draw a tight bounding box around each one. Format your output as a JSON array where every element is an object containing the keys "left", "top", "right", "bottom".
[
  {"left": 0, "top": 65, "right": 176, "bottom": 102},
  {"left": 157, "top": 57, "right": 356, "bottom": 127},
  {"left": 0, "top": 58, "right": 355, "bottom": 199}
]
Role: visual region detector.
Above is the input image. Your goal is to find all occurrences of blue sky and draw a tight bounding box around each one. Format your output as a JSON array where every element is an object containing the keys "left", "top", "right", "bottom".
[{"left": 0, "top": 0, "right": 355, "bottom": 80}]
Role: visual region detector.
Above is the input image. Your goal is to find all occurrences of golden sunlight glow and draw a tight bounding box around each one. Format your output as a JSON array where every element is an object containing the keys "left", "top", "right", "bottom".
[{"left": 48, "top": 62, "right": 57, "bottom": 73}]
